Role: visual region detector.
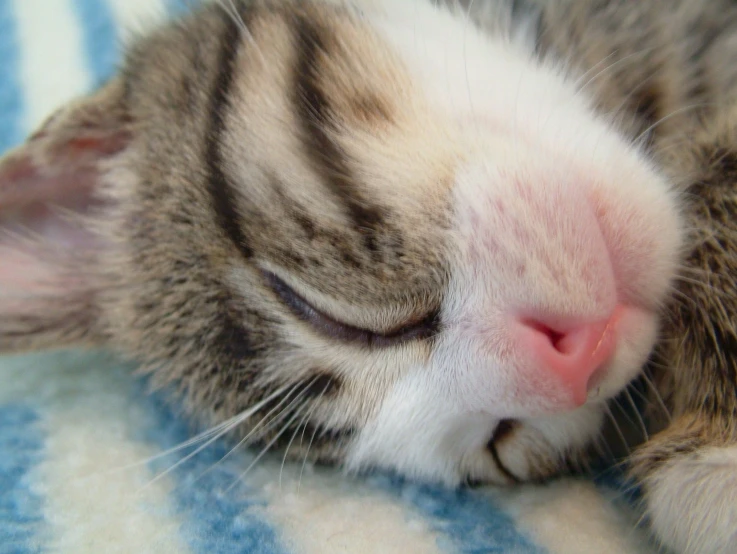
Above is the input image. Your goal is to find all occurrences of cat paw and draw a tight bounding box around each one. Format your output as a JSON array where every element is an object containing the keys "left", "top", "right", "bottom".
[{"left": 631, "top": 417, "right": 737, "bottom": 554}]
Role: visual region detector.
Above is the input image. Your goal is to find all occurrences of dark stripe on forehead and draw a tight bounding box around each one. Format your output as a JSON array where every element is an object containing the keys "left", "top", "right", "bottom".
[
  {"left": 291, "top": 13, "right": 386, "bottom": 256},
  {"left": 205, "top": 4, "right": 253, "bottom": 259}
]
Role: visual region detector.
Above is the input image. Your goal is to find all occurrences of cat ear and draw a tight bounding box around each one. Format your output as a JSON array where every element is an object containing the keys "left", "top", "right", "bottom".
[{"left": 0, "top": 79, "right": 131, "bottom": 352}]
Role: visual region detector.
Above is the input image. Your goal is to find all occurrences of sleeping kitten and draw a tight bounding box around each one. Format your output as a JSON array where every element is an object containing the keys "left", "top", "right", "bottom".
[{"left": 1, "top": 0, "right": 735, "bottom": 552}]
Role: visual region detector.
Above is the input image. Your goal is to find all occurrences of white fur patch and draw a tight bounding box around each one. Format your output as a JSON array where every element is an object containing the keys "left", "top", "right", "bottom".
[
  {"left": 646, "top": 445, "right": 737, "bottom": 554},
  {"left": 346, "top": 0, "right": 682, "bottom": 485}
]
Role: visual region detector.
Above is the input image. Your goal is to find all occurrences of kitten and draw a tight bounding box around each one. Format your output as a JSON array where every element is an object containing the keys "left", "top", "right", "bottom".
[{"left": 1, "top": 1, "right": 735, "bottom": 552}]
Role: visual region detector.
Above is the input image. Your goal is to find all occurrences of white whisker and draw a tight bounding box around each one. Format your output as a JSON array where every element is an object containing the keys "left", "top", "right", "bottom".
[
  {"left": 227, "top": 402, "right": 312, "bottom": 492},
  {"left": 634, "top": 104, "right": 711, "bottom": 146},
  {"left": 624, "top": 387, "right": 649, "bottom": 441},
  {"left": 196, "top": 379, "right": 316, "bottom": 480},
  {"left": 215, "top": 0, "right": 267, "bottom": 65},
  {"left": 279, "top": 381, "right": 331, "bottom": 490},
  {"left": 134, "top": 382, "right": 293, "bottom": 493},
  {"left": 641, "top": 371, "right": 672, "bottom": 423},
  {"left": 604, "top": 403, "right": 632, "bottom": 456},
  {"left": 298, "top": 416, "right": 323, "bottom": 494}
]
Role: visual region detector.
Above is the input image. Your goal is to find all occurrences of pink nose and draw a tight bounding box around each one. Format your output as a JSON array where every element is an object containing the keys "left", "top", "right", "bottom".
[{"left": 515, "top": 306, "right": 622, "bottom": 406}]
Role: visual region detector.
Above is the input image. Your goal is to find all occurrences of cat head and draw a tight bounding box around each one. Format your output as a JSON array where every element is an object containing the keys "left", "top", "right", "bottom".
[{"left": 0, "top": 0, "right": 683, "bottom": 484}]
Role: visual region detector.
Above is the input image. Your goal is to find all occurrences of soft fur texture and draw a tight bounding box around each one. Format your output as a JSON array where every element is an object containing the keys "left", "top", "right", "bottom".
[{"left": 1, "top": 1, "right": 736, "bottom": 553}]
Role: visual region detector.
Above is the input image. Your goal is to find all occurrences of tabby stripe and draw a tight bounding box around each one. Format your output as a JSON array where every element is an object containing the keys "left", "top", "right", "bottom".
[
  {"left": 292, "top": 13, "right": 386, "bottom": 256},
  {"left": 205, "top": 4, "right": 253, "bottom": 260}
]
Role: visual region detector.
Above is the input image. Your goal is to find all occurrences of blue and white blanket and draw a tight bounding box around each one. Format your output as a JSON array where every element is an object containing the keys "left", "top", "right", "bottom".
[{"left": 0, "top": 1, "right": 657, "bottom": 553}]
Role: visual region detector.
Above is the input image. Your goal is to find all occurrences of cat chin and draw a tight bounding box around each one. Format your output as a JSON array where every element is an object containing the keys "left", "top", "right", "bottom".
[
  {"left": 644, "top": 445, "right": 737, "bottom": 554},
  {"left": 343, "top": 367, "right": 606, "bottom": 486}
]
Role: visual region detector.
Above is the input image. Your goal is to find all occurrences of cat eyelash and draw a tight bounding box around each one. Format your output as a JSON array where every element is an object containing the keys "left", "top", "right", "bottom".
[{"left": 263, "top": 270, "right": 439, "bottom": 347}]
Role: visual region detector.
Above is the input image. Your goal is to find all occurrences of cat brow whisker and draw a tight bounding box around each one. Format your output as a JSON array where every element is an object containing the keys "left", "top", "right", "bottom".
[{"left": 215, "top": 0, "right": 267, "bottom": 65}]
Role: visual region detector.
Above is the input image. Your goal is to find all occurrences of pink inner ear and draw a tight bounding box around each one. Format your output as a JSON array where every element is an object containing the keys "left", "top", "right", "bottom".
[
  {"left": 0, "top": 129, "right": 129, "bottom": 244},
  {"left": 1, "top": 165, "right": 101, "bottom": 249},
  {"left": 0, "top": 244, "right": 70, "bottom": 294},
  {"left": 0, "top": 130, "right": 128, "bottom": 298}
]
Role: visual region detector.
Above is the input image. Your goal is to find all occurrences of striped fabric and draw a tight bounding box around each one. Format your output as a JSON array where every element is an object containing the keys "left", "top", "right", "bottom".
[{"left": 0, "top": 2, "right": 656, "bottom": 553}]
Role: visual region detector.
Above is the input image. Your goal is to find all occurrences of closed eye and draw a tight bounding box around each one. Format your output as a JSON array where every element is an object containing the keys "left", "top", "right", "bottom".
[{"left": 263, "top": 270, "right": 438, "bottom": 347}]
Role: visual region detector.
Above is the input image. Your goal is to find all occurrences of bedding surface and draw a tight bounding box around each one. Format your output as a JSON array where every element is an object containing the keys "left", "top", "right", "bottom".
[{"left": 0, "top": 1, "right": 656, "bottom": 553}]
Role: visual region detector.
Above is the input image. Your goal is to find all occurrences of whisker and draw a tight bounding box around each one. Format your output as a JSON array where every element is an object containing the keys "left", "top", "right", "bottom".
[
  {"left": 298, "top": 416, "right": 323, "bottom": 494},
  {"left": 611, "top": 395, "right": 639, "bottom": 430},
  {"left": 279, "top": 382, "right": 332, "bottom": 490},
  {"left": 604, "top": 403, "right": 632, "bottom": 456},
  {"left": 86, "top": 383, "right": 293, "bottom": 484},
  {"left": 624, "top": 387, "right": 649, "bottom": 442},
  {"left": 134, "top": 382, "right": 293, "bottom": 492},
  {"left": 215, "top": 0, "right": 267, "bottom": 65},
  {"left": 570, "top": 50, "right": 619, "bottom": 90},
  {"left": 227, "top": 402, "right": 312, "bottom": 492},
  {"left": 577, "top": 48, "right": 656, "bottom": 96},
  {"left": 633, "top": 104, "right": 712, "bottom": 146},
  {"left": 640, "top": 372, "right": 672, "bottom": 423},
  {"left": 196, "top": 378, "right": 317, "bottom": 480}
]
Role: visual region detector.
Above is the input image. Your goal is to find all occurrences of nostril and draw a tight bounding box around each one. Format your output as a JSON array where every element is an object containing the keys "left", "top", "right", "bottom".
[
  {"left": 520, "top": 319, "right": 567, "bottom": 353},
  {"left": 514, "top": 307, "right": 623, "bottom": 406}
]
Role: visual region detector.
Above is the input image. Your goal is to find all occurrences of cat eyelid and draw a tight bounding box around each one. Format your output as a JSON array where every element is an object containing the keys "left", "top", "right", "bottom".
[{"left": 262, "top": 270, "right": 439, "bottom": 347}]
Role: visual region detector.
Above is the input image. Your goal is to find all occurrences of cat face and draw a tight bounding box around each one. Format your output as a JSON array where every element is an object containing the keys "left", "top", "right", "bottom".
[{"left": 0, "top": 0, "right": 683, "bottom": 484}]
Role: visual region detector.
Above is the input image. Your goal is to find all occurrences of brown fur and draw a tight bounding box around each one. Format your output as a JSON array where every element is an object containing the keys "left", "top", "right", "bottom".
[{"left": 1, "top": 0, "right": 737, "bottom": 550}]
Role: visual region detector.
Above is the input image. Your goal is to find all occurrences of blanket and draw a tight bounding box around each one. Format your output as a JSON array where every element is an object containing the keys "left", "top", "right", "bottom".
[{"left": 0, "top": 1, "right": 657, "bottom": 552}]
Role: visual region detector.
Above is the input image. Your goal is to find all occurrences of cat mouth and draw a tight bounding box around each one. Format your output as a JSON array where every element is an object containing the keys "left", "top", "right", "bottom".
[{"left": 486, "top": 419, "right": 522, "bottom": 483}]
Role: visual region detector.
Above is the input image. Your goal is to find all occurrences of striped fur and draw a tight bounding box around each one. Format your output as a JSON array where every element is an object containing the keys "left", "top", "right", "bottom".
[{"left": 1, "top": 1, "right": 737, "bottom": 553}]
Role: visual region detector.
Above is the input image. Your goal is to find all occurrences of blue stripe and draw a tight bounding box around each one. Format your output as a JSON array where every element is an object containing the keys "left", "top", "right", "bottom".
[
  {"left": 73, "top": 0, "right": 119, "bottom": 88},
  {"left": 0, "top": 0, "right": 24, "bottom": 153},
  {"left": 369, "top": 474, "right": 546, "bottom": 553},
  {"left": 0, "top": 406, "right": 46, "bottom": 554},
  {"left": 138, "top": 383, "right": 289, "bottom": 554}
]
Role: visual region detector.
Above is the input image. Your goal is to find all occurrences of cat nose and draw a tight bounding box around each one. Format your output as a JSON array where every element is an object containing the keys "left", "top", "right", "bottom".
[{"left": 515, "top": 306, "right": 623, "bottom": 406}]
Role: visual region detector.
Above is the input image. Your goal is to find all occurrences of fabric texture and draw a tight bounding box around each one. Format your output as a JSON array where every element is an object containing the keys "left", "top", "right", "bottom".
[{"left": 0, "top": 1, "right": 656, "bottom": 552}]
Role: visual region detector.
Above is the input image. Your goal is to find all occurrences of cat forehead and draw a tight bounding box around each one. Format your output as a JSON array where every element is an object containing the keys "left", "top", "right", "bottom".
[
  {"left": 210, "top": 3, "right": 466, "bottom": 294},
  {"left": 225, "top": 1, "right": 464, "bottom": 192}
]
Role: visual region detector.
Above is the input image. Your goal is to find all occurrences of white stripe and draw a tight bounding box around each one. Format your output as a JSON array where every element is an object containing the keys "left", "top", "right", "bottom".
[
  {"left": 249, "top": 461, "right": 443, "bottom": 554},
  {"left": 106, "top": 0, "right": 167, "bottom": 44},
  {"left": 491, "top": 479, "right": 655, "bottom": 554},
  {"left": 0, "top": 353, "right": 192, "bottom": 554},
  {"left": 13, "top": 0, "right": 91, "bottom": 133}
]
